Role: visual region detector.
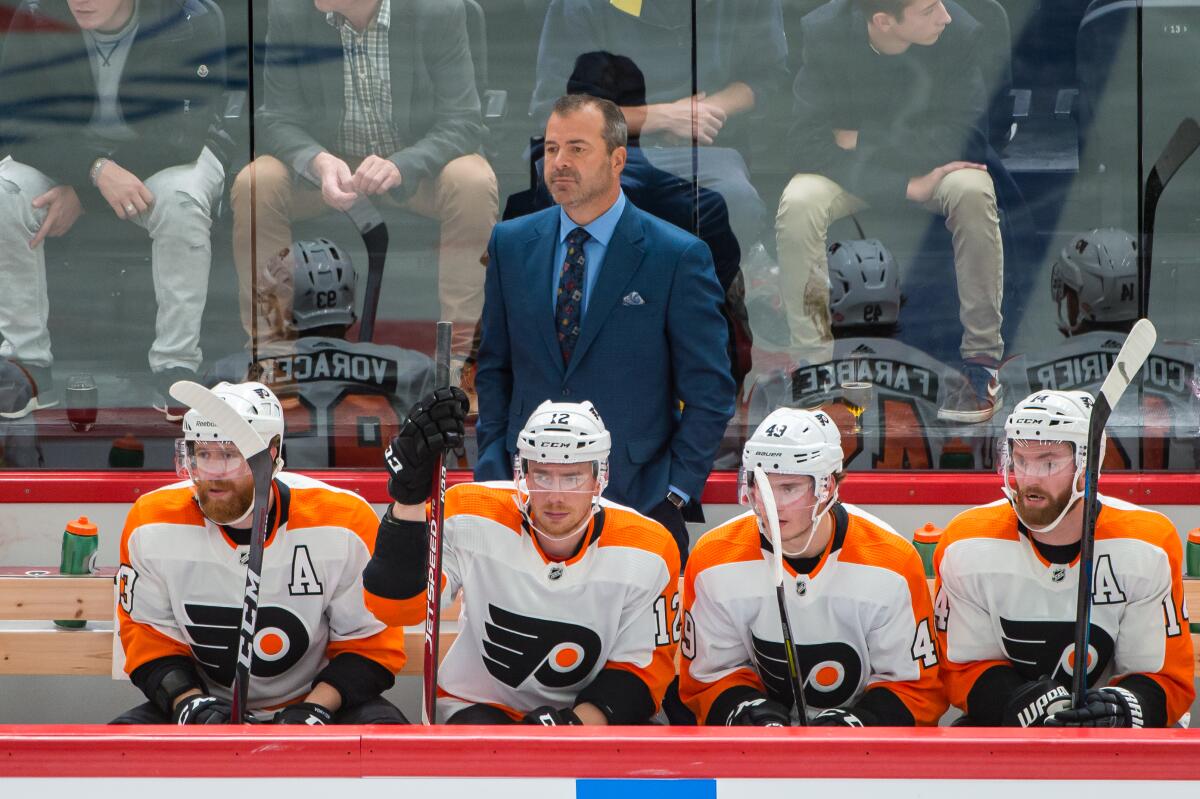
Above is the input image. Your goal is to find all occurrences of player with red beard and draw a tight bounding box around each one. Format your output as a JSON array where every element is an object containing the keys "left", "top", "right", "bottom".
[{"left": 934, "top": 390, "right": 1193, "bottom": 727}]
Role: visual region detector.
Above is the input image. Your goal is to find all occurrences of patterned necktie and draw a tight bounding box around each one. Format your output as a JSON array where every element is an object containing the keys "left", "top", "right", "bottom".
[{"left": 555, "top": 226, "right": 589, "bottom": 363}]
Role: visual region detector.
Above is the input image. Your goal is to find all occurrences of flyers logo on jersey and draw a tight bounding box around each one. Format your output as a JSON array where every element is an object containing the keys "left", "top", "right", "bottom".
[
  {"left": 481, "top": 604, "right": 602, "bottom": 689},
  {"left": 183, "top": 603, "right": 311, "bottom": 686},
  {"left": 999, "top": 618, "right": 1116, "bottom": 684},
  {"left": 751, "top": 635, "right": 863, "bottom": 709}
]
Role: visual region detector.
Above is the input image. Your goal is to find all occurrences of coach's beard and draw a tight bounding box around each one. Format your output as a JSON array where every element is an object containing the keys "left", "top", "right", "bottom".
[{"left": 195, "top": 479, "right": 255, "bottom": 526}]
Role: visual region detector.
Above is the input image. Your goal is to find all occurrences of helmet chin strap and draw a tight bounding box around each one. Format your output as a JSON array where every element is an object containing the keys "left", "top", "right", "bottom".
[
  {"left": 758, "top": 484, "right": 838, "bottom": 559},
  {"left": 512, "top": 487, "right": 602, "bottom": 556},
  {"left": 1001, "top": 469, "right": 1086, "bottom": 535}
]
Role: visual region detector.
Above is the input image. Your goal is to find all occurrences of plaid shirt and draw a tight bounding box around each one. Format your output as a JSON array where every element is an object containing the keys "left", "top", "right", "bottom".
[{"left": 327, "top": 0, "right": 400, "bottom": 158}]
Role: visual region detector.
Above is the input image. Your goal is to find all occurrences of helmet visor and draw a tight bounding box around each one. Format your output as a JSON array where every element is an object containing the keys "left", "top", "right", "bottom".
[
  {"left": 519, "top": 459, "right": 600, "bottom": 494},
  {"left": 749, "top": 473, "right": 818, "bottom": 513},
  {"left": 1005, "top": 440, "right": 1077, "bottom": 479},
  {"left": 176, "top": 439, "right": 251, "bottom": 480}
]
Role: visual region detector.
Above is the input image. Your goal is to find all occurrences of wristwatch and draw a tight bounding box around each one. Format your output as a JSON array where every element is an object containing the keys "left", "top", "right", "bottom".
[{"left": 666, "top": 490, "right": 687, "bottom": 511}]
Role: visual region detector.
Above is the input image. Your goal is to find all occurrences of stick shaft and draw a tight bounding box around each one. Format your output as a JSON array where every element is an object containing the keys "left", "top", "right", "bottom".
[{"left": 422, "top": 321, "right": 453, "bottom": 725}]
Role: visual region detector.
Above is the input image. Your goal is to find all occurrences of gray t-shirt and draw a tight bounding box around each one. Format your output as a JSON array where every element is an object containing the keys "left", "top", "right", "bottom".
[{"left": 83, "top": 7, "right": 140, "bottom": 143}]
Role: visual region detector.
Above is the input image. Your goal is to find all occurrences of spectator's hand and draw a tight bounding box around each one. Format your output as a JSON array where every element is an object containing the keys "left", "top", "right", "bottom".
[
  {"left": 833, "top": 129, "right": 858, "bottom": 150},
  {"left": 95, "top": 161, "right": 155, "bottom": 220},
  {"left": 28, "top": 185, "right": 82, "bottom": 249},
  {"left": 650, "top": 94, "right": 726, "bottom": 145},
  {"left": 311, "top": 152, "right": 359, "bottom": 211},
  {"left": 905, "top": 161, "right": 986, "bottom": 203},
  {"left": 351, "top": 155, "right": 402, "bottom": 196}
]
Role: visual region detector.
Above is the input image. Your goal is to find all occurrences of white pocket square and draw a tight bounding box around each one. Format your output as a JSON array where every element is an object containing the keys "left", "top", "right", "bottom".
[{"left": 622, "top": 292, "right": 645, "bottom": 306}]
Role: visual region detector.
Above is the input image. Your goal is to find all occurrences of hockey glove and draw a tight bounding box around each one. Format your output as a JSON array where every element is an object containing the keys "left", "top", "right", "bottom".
[
  {"left": 811, "top": 708, "right": 867, "bottom": 727},
  {"left": 172, "top": 695, "right": 233, "bottom": 725},
  {"left": 726, "top": 697, "right": 791, "bottom": 727},
  {"left": 1002, "top": 678, "right": 1072, "bottom": 727},
  {"left": 1046, "top": 686, "right": 1144, "bottom": 728},
  {"left": 522, "top": 706, "right": 584, "bottom": 726},
  {"left": 273, "top": 701, "right": 335, "bottom": 725},
  {"left": 385, "top": 387, "right": 470, "bottom": 505}
]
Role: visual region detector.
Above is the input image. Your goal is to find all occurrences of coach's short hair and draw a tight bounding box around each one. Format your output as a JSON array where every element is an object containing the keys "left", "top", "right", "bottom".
[
  {"left": 550, "top": 94, "right": 628, "bottom": 153},
  {"left": 854, "top": 0, "right": 917, "bottom": 21}
]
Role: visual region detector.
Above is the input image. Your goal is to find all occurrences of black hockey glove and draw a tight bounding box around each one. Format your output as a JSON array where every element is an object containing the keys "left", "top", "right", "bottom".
[
  {"left": 726, "top": 697, "right": 791, "bottom": 727},
  {"left": 385, "top": 387, "right": 470, "bottom": 505},
  {"left": 811, "top": 708, "right": 867, "bottom": 727},
  {"left": 522, "top": 706, "right": 584, "bottom": 726},
  {"left": 172, "top": 695, "right": 233, "bottom": 725},
  {"left": 1002, "top": 678, "right": 1072, "bottom": 727},
  {"left": 1046, "top": 686, "right": 1144, "bottom": 728},
  {"left": 273, "top": 701, "right": 335, "bottom": 726}
]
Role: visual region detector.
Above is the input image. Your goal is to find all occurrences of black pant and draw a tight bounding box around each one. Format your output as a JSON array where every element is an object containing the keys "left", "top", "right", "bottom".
[{"left": 110, "top": 696, "right": 409, "bottom": 725}]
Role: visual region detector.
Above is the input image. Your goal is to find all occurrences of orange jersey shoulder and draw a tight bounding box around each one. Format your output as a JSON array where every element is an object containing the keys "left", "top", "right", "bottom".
[
  {"left": 684, "top": 513, "right": 761, "bottom": 596},
  {"left": 445, "top": 481, "right": 523, "bottom": 534},
  {"left": 597, "top": 504, "right": 680, "bottom": 576}
]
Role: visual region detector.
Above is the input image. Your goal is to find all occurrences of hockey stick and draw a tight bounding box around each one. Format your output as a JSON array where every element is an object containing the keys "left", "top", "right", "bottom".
[
  {"left": 422, "top": 321, "right": 453, "bottom": 725},
  {"left": 1138, "top": 117, "right": 1199, "bottom": 318},
  {"left": 169, "top": 381, "right": 272, "bottom": 724},
  {"left": 753, "top": 466, "right": 808, "bottom": 726},
  {"left": 1070, "top": 318, "right": 1157, "bottom": 707}
]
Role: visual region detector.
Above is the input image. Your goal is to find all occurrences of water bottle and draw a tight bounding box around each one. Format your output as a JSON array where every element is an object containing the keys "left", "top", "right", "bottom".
[
  {"left": 55, "top": 516, "right": 99, "bottom": 629},
  {"left": 912, "top": 522, "right": 942, "bottom": 578},
  {"left": 1187, "top": 528, "right": 1200, "bottom": 579}
]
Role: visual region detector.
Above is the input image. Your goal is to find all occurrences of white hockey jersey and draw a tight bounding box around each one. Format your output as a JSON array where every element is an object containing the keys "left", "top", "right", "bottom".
[
  {"left": 680, "top": 504, "right": 946, "bottom": 725},
  {"left": 209, "top": 337, "right": 434, "bottom": 467},
  {"left": 117, "top": 472, "right": 407, "bottom": 714},
  {"left": 999, "top": 332, "right": 1198, "bottom": 470},
  {"left": 372, "top": 482, "right": 680, "bottom": 722},
  {"left": 749, "top": 337, "right": 1001, "bottom": 471},
  {"left": 935, "top": 496, "right": 1194, "bottom": 725}
]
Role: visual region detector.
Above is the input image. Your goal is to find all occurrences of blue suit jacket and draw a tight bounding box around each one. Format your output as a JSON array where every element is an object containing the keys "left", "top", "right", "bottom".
[{"left": 474, "top": 200, "right": 736, "bottom": 513}]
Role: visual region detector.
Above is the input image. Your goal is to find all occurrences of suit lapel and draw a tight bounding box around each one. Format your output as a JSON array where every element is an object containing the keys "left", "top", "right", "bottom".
[
  {"left": 524, "top": 212, "right": 565, "bottom": 375},
  {"left": 565, "top": 205, "right": 646, "bottom": 379}
]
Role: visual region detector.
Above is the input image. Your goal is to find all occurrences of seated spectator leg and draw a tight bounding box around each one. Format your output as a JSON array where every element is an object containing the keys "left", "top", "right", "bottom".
[
  {"left": 921, "top": 169, "right": 1004, "bottom": 362},
  {"left": 0, "top": 158, "right": 56, "bottom": 370},
  {"left": 401, "top": 153, "right": 499, "bottom": 360},
  {"left": 332, "top": 696, "right": 410, "bottom": 724},
  {"left": 231, "top": 155, "right": 327, "bottom": 347},
  {"left": 775, "top": 173, "right": 865, "bottom": 364},
  {"left": 138, "top": 147, "right": 226, "bottom": 376}
]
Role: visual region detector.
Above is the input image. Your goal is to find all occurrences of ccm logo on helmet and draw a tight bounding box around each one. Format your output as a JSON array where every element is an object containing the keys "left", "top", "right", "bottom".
[
  {"left": 539, "top": 442, "right": 571, "bottom": 448},
  {"left": 1012, "top": 418, "right": 1043, "bottom": 424}
]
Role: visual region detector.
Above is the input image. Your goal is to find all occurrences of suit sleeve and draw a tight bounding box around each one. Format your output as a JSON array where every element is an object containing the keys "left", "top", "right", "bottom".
[
  {"left": 473, "top": 228, "right": 515, "bottom": 482},
  {"left": 1108, "top": 528, "right": 1195, "bottom": 727},
  {"left": 665, "top": 239, "right": 736, "bottom": 500},
  {"left": 933, "top": 535, "right": 1014, "bottom": 718},
  {"left": 530, "top": 0, "right": 602, "bottom": 125},
  {"left": 259, "top": 2, "right": 327, "bottom": 176},
  {"left": 678, "top": 554, "right": 767, "bottom": 725},
  {"left": 578, "top": 536, "right": 681, "bottom": 723},
  {"left": 386, "top": 0, "right": 485, "bottom": 199},
  {"left": 117, "top": 501, "right": 193, "bottom": 676},
  {"left": 858, "top": 547, "right": 947, "bottom": 726}
]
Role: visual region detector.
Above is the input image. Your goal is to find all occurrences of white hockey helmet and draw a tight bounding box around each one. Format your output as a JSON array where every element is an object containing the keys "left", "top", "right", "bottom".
[
  {"left": 1051, "top": 228, "right": 1137, "bottom": 336},
  {"left": 1000, "top": 390, "right": 1098, "bottom": 532},
  {"left": 178, "top": 382, "right": 286, "bottom": 480},
  {"left": 827, "top": 238, "right": 900, "bottom": 329},
  {"left": 291, "top": 238, "right": 357, "bottom": 332},
  {"left": 516, "top": 399, "right": 611, "bottom": 467},
  {"left": 740, "top": 407, "right": 843, "bottom": 537}
]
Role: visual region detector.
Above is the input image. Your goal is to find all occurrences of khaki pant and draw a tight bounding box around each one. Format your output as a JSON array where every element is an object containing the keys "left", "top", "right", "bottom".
[
  {"left": 775, "top": 169, "right": 1004, "bottom": 362},
  {"left": 231, "top": 153, "right": 498, "bottom": 357}
]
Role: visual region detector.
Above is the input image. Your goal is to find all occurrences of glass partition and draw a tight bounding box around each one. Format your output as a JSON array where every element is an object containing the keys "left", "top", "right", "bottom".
[{"left": 0, "top": 0, "right": 1195, "bottom": 476}]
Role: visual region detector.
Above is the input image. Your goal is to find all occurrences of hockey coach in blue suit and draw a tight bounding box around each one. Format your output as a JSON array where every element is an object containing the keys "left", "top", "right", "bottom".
[{"left": 474, "top": 94, "right": 735, "bottom": 566}]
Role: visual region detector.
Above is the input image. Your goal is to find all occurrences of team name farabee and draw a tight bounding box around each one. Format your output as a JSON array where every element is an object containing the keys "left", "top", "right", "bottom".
[
  {"left": 256, "top": 351, "right": 399, "bottom": 394},
  {"left": 792, "top": 358, "right": 939, "bottom": 403},
  {"left": 1028, "top": 353, "right": 1190, "bottom": 397}
]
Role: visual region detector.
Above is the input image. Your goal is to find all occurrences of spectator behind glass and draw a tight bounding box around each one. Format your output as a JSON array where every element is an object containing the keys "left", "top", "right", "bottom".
[
  {"left": 234, "top": 0, "right": 499, "bottom": 381},
  {"left": 530, "top": 0, "right": 790, "bottom": 302},
  {"left": 511, "top": 49, "right": 753, "bottom": 396},
  {"left": 777, "top": 0, "right": 1005, "bottom": 424},
  {"left": 0, "top": 0, "right": 231, "bottom": 420}
]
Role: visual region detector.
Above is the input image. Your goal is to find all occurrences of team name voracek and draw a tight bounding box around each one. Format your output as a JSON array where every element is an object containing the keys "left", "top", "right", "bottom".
[{"left": 257, "top": 351, "right": 399, "bottom": 393}]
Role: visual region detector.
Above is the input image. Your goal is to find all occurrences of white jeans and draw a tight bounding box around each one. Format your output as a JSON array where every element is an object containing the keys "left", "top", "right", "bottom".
[{"left": 0, "top": 147, "right": 224, "bottom": 371}]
